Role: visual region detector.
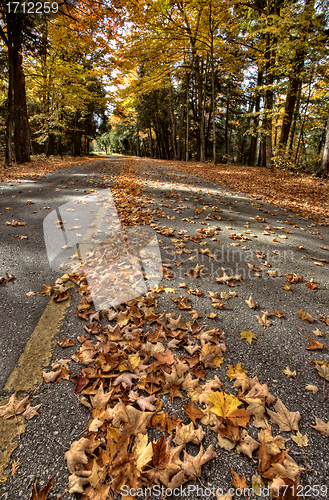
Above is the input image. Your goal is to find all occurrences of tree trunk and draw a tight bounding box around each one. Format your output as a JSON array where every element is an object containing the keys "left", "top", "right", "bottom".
[
  {"left": 196, "top": 56, "right": 206, "bottom": 162},
  {"left": 11, "top": 24, "right": 31, "bottom": 163},
  {"left": 177, "top": 101, "right": 185, "bottom": 161},
  {"left": 248, "top": 69, "right": 263, "bottom": 166},
  {"left": 315, "top": 112, "right": 329, "bottom": 177},
  {"left": 168, "top": 84, "right": 177, "bottom": 159},
  {"left": 186, "top": 75, "right": 190, "bottom": 162},
  {"left": 278, "top": 50, "right": 304, "bottom": 151},
  {"left": 224, "top": 97, "right": 230, "bottom": 162},
  {"left": 4, "top": 43, "right": 14, "bottom": 167},
  {"left": 148, "top": 127, "right": 154, "bottom": 157}
]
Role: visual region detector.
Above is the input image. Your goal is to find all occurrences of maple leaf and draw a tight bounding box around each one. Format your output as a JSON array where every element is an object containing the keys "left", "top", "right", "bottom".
[
  {"left": 67, "top": 474, "right": 90, "bottom": 494},
  {"left": 91, "top": 382, "right": 113, "bottom": 407},
  {"left": 184, "top": 401, "right": 205, "bottom": 425},
  {"left": 240, "top": 330, "right": 257, "bottom": 344},
  {"left": 312, "top": 328, "right": 325, "bottom": 337},
  {"left": 305, "top": 384, "right": 318, "bottom": 393},
  {"left": 312, "top": 361, "right": 329, "bottom": 381},
  {"left": 133, "top": 434, "right": 153, "bottom": 470},
  {"left": 209, "top": 391, "right": 250, "bottom": 427},
  {"left": 236, "top": 429, "right": 260, "bottom": 458},
  {"left": 39, "top": 284, "right": 53, "bottom": 296},
  {"left": 65, "top": 438, "right": 97, "bottom": 474},
  {"left": 227, "top": 363, "right": 247, "bottom": 381},
  {"left": 182, "top": 445, "right": 216, "bottom": 480},
  {"left": 266, "top": 398, "right": 301, "bottom": 432},
  {"left": 0, "top": 393, "right": 29, "bottom": 419},
  {"left": 310, "top": 416, "right": 329, "bottom": 437},
  {"left": 282, "top": 366, "right": 297, "bottom": 378},
  {"left": 56, "top": 337, "right": 75, "bottom": 348},
  {"left": 256, "top": 311, "right": 271, "bottom": 327},
  {"left": 319, "top": 315, "right": 329, "bottom": 326},
  {"left": 111, "top": 400, "right": 154, "bottom": 436},
  {"left": 135, "top": 395, "right": 157, "bottom": 411},
  {"left": 113, "top": 373, "right": 140, "bottom": 389},
  {"left": 297, "top": 310, "right": 314, "bottom": 323},
  {"left": 146, "top": 434, "right": 170, "bottom": 469},
  {"left": 245, "top": 293, "right": 257, "bottom": 309},
  {"left": 230, "top": 466, "right": 248, "bottom": 489},
  {"left": 29, "top": 477, "right": 63, "bottom": 500},
  {"left": 23, "top": 403, "right": 42, "bottom": 420},
  {"left": 245, "top": 397, "right": 267, "bottom": 429},
  {"left": 306, "top": 335, "right": 323, "bottom": 350},
  {"left": 291, "top": 431, "right": 308, "bottom": 447}
]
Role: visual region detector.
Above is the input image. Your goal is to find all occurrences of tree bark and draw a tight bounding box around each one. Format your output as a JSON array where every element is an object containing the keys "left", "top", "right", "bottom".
[
  {"left": 315, "top": 112, "right": 329, "bottom": 177},
  {"left": 278, "top": 49, "right": 304, "bottom": 151},
  {"left": 168, "top": 84, "right": 177, "bottom": 159},
  {"left": 4, "top": 43, "right": 14, "bottom": 166},
  {"left": 248, "top": 69, "right": 263, "bottom": 166},
  {"left": 9, "top": 15, "right": 31, "bottom": 163}
]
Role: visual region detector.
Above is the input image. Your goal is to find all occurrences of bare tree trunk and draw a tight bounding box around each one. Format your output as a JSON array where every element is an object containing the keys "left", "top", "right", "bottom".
[
  {"left": 249, "top": 69, "right": 263, "bottom": 166},
  {"left": 4, "top": 44, "right": 14, "bottom": 166},
  {"left": 168, "top": 84, "right": 177, "bottom": 159},
  {"left": 315, "top": 112, "right": 329, "bottom": 177},
  {"left": 278, "top": 50, "right": 304, "bottom": 151},
  {"left": 186, "top": 75, "right": 190, "bottom": 162}
]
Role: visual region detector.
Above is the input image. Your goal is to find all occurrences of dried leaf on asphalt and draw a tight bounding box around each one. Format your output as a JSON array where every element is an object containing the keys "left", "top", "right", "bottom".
[
  {"left": 266, "top": 398, "right": 301, "bottom": 432},
  {"left": 230, "top": 466, "right": 248, "bottom": 489},
  {"left": 297, "top": 310, "right": 315, "bottom": 323},
  {"left": 245, "top": 293, "right": 257, "bottom": 309},
  {"left": 240, "top": 330, "right": 257, "bottom": 344},
  {"left": 291, "top": 431, "right": 308, "bottom": 447},
  {"left": 0, "top": 393, "right": 29, "bottom": 419},
  {"left": 310, "top": 416, "right": 329, "bottom": 437},
  {"left": 306, "top": 336, "right": 323, "bottom": 350},
  {"left": 282, "top": 366, "right": 297, "bottom": 378},
  {"left": 29, "top": 477, "right": 63, "bottom": 500}
]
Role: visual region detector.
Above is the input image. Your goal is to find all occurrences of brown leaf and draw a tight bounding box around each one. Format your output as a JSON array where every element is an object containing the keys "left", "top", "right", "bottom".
[
  {"left": 184, "top": 401, "right": 205, "bottom": 425},
  {"left": 266, "top": 398, "right": 301, "bottom": 432},
  {"left": 0, "top": 393, "right": 29, "bottom": 419},
  {"left": 245, "top": 293, "right": 257, "bottom": 309},
  {"left": 230, "top": 466, "right": 248, "bottom": 489},
  {"left": 29, "top": 477, "right": 63, "bottom": 500},
  {"left": 306, "top": 336, "right": 323, "bottom": 350},
  {"left": 39, "top": 284, "right": 53, "bottom": 296},
  {"left": 310, "top": 416, "right": 329, "bottom": 437},
  {"left": 297, "top": 310, "right": 314, "bottom": 323}
]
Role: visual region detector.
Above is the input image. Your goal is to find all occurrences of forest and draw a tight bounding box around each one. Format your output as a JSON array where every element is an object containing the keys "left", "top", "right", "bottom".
[{"left": 0, "top": 0, "right": 329, "bottom": 176}]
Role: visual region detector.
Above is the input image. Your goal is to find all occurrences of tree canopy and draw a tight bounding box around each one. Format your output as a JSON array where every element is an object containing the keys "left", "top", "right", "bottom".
[{"left": 0, "top": 0, "right": 329, "bottom": 175}]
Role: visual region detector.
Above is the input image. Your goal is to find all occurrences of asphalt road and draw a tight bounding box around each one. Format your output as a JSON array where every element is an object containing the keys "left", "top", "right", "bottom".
[{"left": 0, "top": 157, "right": 328, "bottom": 500}]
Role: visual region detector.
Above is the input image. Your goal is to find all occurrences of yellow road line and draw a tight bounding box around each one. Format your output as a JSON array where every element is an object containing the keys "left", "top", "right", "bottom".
[{"left": 0, "top": 197, "right": 109, "bottom": 481}]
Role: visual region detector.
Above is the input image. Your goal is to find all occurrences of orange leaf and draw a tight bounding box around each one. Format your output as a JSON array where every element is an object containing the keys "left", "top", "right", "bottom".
[{"left": 306, "top": 336, "right": 323, "bottom": 350}]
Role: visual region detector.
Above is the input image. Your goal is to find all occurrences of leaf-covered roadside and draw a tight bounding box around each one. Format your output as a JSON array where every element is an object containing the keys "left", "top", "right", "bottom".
[
  {"left": 0, "top": 156, "right": 100, "bottom": 183},
  {"left": 150, "top": 159, "right": 329, "bottom": 226},
  {"left": 32, "top": 161, "right": 327, "bottom": 499},
  {"left": 1, "top": 158, "right": 328, "bottom": 499}
]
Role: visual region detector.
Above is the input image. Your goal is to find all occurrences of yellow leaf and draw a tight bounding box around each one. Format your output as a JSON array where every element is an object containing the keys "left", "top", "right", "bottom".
[
  {"left": 128, "top": 353, "right": 140, "bottom": 370},
  {"left": 213, "top": 356, "right": 224, "bottom": 367},
  {"left": 297, "top": 310, "right": 314, "bottom": 323},
  {"left": 227, "top": 363, "right": 247, "bottom": 381},
  {"left": 240, "top": 330, "right": 258, "bottom": 344},
  {"left": 282, "top": 283, "right": 291, "bottom": 290},
  {"left": 291, "top": 431, "right": 308, "bottom": 447}
]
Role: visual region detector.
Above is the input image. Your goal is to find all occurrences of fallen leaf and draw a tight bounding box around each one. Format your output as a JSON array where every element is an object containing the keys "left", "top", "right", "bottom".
[
  {"left": 282, "top": 366, "right": 297, "bottom": 378},
  {"left": 310, "top": 416, "right": 329, "bottom": 437},
  {"left": 306, "top": 336, "right": 323, "bottom": 350},
  {"left": 297, "top": 310, "right": 315, "bottom": 323},
  {"left": 305, "top": 384, "right": 318, "bottom": 394},
  {"left": 240, "top": 330, "right": 257, "bottom": 344},
  {"left": 230, "top": 466, "right": 248, "bottom": 489},
  {"left": 266, "top": 398, "right": 301, "bottom": 432},
  {"left": 245, "top": 293, "right": 257, "bottom": 309},
  {"left": 291, "top": 431, "right": 308, "bottom": 447}
]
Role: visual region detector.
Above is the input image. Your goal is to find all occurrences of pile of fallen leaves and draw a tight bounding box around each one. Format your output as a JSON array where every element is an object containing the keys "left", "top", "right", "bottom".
[
  {"left": 29, "top": 162, "right": 327, "bottom": 500},
  {"left": 0, "top": 156, "right": 100, "bottom": 182},
  {"left": 148, "top": 158, "right": 329, "bottom": 226}
]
